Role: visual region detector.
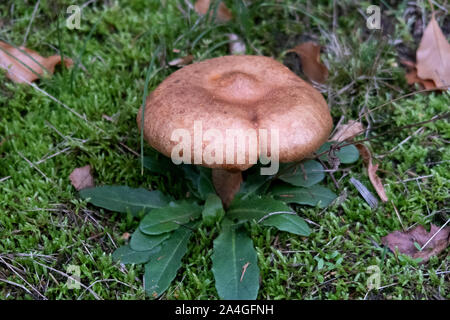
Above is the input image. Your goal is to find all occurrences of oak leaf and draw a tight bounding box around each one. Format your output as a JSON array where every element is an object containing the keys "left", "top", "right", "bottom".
[
  {"left": 331, "top": 120, "right": 364, "bottom": 142},
  {"left": 194, "top": 0, "right": 233, "bottom": 22},
  {"left": 382, "top": 224, "right": 450, "bottom": 263},
  {"left": 0, "top": 41, "right": 73, "bottom": 84},
  {"left": 416, "top": 15, "right": 450, "bottom": 89},
  {"left": 288, "top": 42, "right": 328, "bottom": 84}
]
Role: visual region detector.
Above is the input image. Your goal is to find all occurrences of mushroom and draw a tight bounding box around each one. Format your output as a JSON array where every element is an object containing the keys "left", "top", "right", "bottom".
[{"left": 137, "top": 55, "right": 332, "bottom": 207}]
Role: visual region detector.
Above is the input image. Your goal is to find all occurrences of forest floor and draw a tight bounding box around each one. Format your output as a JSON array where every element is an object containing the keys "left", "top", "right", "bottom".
[{"left": 0, "top": 0, "right": 449, "bottom": 299}]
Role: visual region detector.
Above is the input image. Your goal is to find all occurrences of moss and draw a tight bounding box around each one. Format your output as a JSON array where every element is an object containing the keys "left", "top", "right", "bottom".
[{"left": 0, "top": 0, "right": 448, "bottom": 299}]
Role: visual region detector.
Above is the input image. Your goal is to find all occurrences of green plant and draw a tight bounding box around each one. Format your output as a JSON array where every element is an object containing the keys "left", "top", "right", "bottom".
[{"left": 79, "top": 142, "right": 359, "bottom": 299}]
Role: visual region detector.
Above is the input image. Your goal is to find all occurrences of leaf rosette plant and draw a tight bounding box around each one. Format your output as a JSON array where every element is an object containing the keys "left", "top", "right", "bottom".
[{"left": 80, "top": 55, "right": 360, "bottom": 299}]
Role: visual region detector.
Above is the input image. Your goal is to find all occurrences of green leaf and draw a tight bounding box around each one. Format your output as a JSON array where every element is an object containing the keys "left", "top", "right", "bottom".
[
  {"left": 278, "top": 160, "right": 325, "bottom": 187},
  {"left": 237, "top": 168, "right": 273, "bottom": 198},
  {"left": 112, "top": 244, "right": 160, "bottom": 265},
  {"left": 202, "top": 194, "right": 225, "bottom": 226},
  {"left": 182, "top": 166, "right": 215, "bottom": 200},
  {"left": 211, "top": 225, "right": 260, "bottom": 300},
  {"left": 271, "top": 184, "right": 337, "bottom": 208},
  {"left": 197, "top": 167, "right": 216, "bottom": 199},
  {"left": 227, "top": 196, "right": 291, "bottom": 223},
  {"left": 80, "top": 186, "right": 169, "bottom": 216},
  {"left": 317, "top": 142, "right": 359, "bottom": 164},
  {"left": 337, "top": 144, "right": 359, "bottom": 163},
  {"left": 261, "top": 213, "right": 311, "bottom": 236},
  {"left": 316, "top": 257, "right": 324, "bottom": 270},
  {"left": 413, "top": 241, "right": 422, "bottom": 251},
  {"left": 144, "top": 222, "right": 197, "bottom": 298},
  {"left": 143, "top": 153, "right": 180, "bottom": 175},
  {"left": 140, "top": 202, "right": 201, "bottom": 235},
  {"left": 129, "top": 229, "right": 171, "bottom": 252}
]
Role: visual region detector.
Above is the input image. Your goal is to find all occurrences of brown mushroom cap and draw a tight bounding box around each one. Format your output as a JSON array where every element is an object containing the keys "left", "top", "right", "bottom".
[{"left": 138, "top": 55, "right": 332, "bottom": 172}]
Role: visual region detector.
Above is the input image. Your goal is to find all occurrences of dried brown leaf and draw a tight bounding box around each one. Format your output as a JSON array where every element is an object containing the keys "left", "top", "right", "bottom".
[
  {"left": 356, "top": 144, "right": 388, "bottom": 202},
  {"left": 405, "top": 68, "right": 437, "bottom": 90},
  {"left": 0, "top": 41, "right": 73, "bottom": 84},
  {"left": 289, "top": 42, "right": 328, "bottom": 84},
  {"left": 194, "top": 0, "right": 233, "bottom": 22},
  {"left": 69, "top": 165, "right": 95, "bottom": 191},
  {"left": 331, "top": 120, "right": 364, "bottom": 142},
  {"left": 401, "top": 59, "right": 438, "bottom": 90},
  {"left": 382, "top": 224, "right": 450, "bottom": 263},
  {"left": 416, "top": 15, "right": 450, "bottom": 89}
]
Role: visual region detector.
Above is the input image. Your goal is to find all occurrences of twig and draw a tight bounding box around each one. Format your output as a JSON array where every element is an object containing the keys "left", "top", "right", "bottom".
[
  {"left": 318, "top": 157, "right": 339, "bottom": 189},
  {"left": 381, "top": 127, "right": 424, "bottom": 156},
  {"left": 0, "top": 257, "right": 47, "bottom": 299},
  {"left": 391, "top": 200, "right": 405, "bottom": 231},
  {"left": 17, "top": 151, "right": 52, "bottom": 182},
  {"left": 257, "top": 211, "right": 296, "bottom": 224},
  {"left": 118, "top": 142, "right": 140, "bottom": 157},
  {"left": 421, "top": 219, "right": 450, "bottom": 250},
  {"left": 0, "top": 176, "right": 11, "bottom": 183},
  {"left": 81, "top": 0, "right": 97, "bottom": 9},
  {"left": 22, "top": 0, "right": 40, "bottom": 46},
  {"left": 35, "top": 147, "right": 72, "bottom": 166},
  {"left": 388, "top": 174, "right": 434, "bottom": 185},
  {"left": 77, "top": 279, "right": 138, "bottom": 300},
  {"left": 0, "top": 278, "right": 34, "bottom": 296},
  {"left": 318, "top": 112, "right": 450, "bottom": 160},
  {"left": 240, "top": 262, "right": 250, "bottom": 282}
]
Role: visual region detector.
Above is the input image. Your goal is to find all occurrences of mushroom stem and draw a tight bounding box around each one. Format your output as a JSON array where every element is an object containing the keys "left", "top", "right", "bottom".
[{"left": 211, "top": 168, "right": 243, "bottom": 209}]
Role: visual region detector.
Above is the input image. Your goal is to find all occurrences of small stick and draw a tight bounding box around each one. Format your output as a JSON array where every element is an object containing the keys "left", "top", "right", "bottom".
[
  {"left": 421, "top": 219, "right": 450, "bottom": 251},
  {"left": 391, "top": 200, "right": 405, "bottom": 231},
  {"left": 0, "top": 176, "right": 11, "bottom": 183},
  {"left": 318, "top": 158, "right": 339, "bottom": 189},
  {"left": 18, "top": 151, "right": 52, "bottom": 182},
  {"left": 240, "top": 262, "right": 250, "bottom": 282},
  {"left": 257, "top": 211, "right": 297, "bottom": 224},
  {"left": 22, "top": 0, "right": 40, "bottom": 46}
]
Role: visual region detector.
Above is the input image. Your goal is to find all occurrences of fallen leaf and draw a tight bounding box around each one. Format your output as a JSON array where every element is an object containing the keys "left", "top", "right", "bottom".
[
  {"left": 227, "top": 33, "right": 246, "bottom": 55},
  {"left": 168, "top": 54, "right": 194, "bottom": 67},
  {"left": 405, "top": 68, "right": 437, "bottom": 90},
  {"left": 0, "top": 41, "right": 73, "bottom": 84},
  {"left": 70, "top": 165, "right": 95, "bottom": 191},
  {"left": 382, "top": 224, "right": 450, "bottom": 263},
  {"left": 194, "top": 0, "right": 233, "bottom": 22},
  {"left": 331, "top": 120, "right": 364, "bottom": 142},
  {"left": 288, "top": 42, "right": 328, "bottom": 84},
  {"left": 356, "top": 144, "right": 388, "bottom": 202},
  {"left": 416, "top": 14, "right": 450, "bottom": 89},
  {"left": 401, "top": 59, "right": 437, "bottom": 90}
]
